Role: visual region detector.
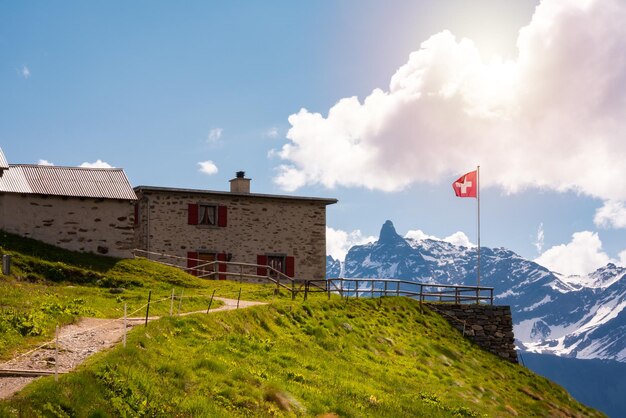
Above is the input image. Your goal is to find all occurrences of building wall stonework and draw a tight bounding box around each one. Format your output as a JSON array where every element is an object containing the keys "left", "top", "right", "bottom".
[
  {"left": 0, "top": 193, "right": 135, "bottom": 258},
  {"left": 135, "top": 189, "right": 330, "bottom": 281},
  {"left": 426, "top": 303, "right": 518, "bottom": 363}
]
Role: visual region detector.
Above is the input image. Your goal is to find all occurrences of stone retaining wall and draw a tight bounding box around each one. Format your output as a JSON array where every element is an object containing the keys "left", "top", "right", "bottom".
[{"left": 426, "top": 303, "right": 518, "bottom": 363}]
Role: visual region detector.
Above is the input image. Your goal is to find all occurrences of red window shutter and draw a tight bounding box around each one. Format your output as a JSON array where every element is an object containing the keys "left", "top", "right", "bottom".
[
  {"left": 217, "top": 253, "right": 227, "bottom": 280},
  {"left": 257, "top": 255, "right": 267, "bottom": 276},
  {"left": 188, "top": 204, "right": 198, "bottom": 225},
  {"left": 218, "top": 205, "right": 228, "bottom": 227},
  {"left": 134, "top": 203, "right": 139, "bottom": 225},
  {"left": 187, "top": 252, "right": 198, "bottom": 276},
  {"left": 285, "top": 256, "right": 295, "bottom": 278}
]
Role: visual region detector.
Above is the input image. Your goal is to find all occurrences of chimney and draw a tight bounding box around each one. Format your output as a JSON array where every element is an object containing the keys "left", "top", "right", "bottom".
[{"left": 230, "top": 171, "right": 251, "bottom": 193}]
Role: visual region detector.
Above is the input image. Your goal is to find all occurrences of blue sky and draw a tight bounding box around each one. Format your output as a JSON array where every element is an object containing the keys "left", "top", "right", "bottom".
[{"left": 1, "top": 0, "right": 625, "bottom": 275}]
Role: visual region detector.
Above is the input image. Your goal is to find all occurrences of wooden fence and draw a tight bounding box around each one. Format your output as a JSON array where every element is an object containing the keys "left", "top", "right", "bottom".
[
  {"left": 308, "top": 278, "right": 493, "bottom": 305},
  {"left": 132, "top": 250, "right": 494, "bottom": 305},
  {"left": 133, "top": 249, "right": 299, "bottom": 299}
]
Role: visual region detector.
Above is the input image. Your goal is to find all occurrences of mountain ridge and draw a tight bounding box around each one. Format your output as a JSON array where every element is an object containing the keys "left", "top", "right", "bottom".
[{"left": 327, "top": 220, "right": 626, "bottom": 363}]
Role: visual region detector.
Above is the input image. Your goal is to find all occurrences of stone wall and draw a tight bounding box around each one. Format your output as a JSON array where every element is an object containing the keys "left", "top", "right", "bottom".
[
  {"left": 0, "top": 193, "right": 135, "bottom": 258},
  {"left": 426, "top": 303, "right": 518, "bottom": 363},
  {"left": 135, "top": 189, "right": 330, "bottom": 281}
]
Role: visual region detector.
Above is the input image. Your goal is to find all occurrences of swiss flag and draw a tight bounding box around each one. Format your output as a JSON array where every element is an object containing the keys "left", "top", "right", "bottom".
[{"left": 452, "top": 170, "right": 477, "bottom": 198}]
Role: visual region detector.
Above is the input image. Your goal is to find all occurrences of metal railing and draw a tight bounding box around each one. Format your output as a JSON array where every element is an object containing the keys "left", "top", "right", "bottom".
[{"left": 313, "top": 278, "right": 493, "bottom": 305}]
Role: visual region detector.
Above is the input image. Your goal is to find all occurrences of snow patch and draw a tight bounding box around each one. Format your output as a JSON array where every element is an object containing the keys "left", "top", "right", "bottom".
[{"left": 522, "top": 295, "right": 553, "bottom": 312}]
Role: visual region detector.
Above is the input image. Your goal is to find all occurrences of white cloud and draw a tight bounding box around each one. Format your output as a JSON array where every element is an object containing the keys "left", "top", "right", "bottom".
[
  {"left": 21, "top": 65, "right": 30, "bottom": 79},
  {"left": 405, "top": 229, "right": 475, "bottom": 247},
  {"left": 444, "top": 231, "right": 475, "bottom": 248},
  {"left": 79, "top": 160, "right": 113, "bottom": 168},
  {"left": 594, "top": 200, "right": 626, "bottom": 229},
  {"left": 207, "top": 128, "right": 223, "bottom": 142},
  {"left": 534, "top": 223, "right": 545, "bottom": 253},
  {"left": 326, "top": 226, "right": 376, "bottom": 261},
  {"left": 619, "top": 250, "right": 626, "bottom": 267},
  {"left": 274, "top": 0, "right": 626, "bottom": 209},
  {"left": 264, "top": 127, "right": 279, "bottom": 138},
  {"left": 37, "top": 159, "right": 54, "bottom": 166},
  {"left": 405, "top": 229, "right": 438, "bottom": 241},
  {"left": 534, "top": 231, "right": 612, "bottom": 276},
  {"left": 198, "top": 160, "right": 218, "bottom": 175}
]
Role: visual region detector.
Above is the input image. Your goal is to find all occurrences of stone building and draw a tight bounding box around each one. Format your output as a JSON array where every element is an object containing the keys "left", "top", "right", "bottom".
[
  {"left": 0, "top": 147, "right": 137, "bottom": 257},
  {"left": 134, "top": 172, "right": 337, "bottom": 281}
]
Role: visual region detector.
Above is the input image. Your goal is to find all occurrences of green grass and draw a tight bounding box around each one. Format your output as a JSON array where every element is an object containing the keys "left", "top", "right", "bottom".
[
  {"left": 0, "top": 231, "right": 604, "bottom": 417},
  {"left": 0, "top": 297, "right": 602, "bottom": 417},
  {"left": 0, "top": 231, "right": 296, "bottom": 361}
]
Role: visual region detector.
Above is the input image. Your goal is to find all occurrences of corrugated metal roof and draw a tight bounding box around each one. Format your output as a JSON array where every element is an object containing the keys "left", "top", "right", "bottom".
[
  {"left": 0, "top": 147, "right": 8, "bottom": 170},
  {"left": 0, "top": 165, "right": 137, "bottom": 200}
]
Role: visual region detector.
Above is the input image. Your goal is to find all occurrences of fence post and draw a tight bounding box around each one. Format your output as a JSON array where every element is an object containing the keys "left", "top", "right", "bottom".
[
  {"left": 2, "top": 254, "right": 10, "bottom": 275},
  {"left": 384, "top": 280, "right": 388, "bottom": 298},
  {"left": 327, "top": 279, "right": 331, "bottom": 300},
  {"left": 123, "top": 303, "right": 127, "bottom": 348},
  {"left": 340, "top": 279, "right": 344, "bottom": 299},
  {"left": 396, "top": 281, "right": 400, "bottom": 297},
  {"left": 55, "top": 325, "right": 59, "bottom": 382},
  {"left": 145, "top": 290, "right": 152, "bottom": 327},
  {"left": 207, "top": 290, "right": 216, "bottom": 314},
  {"left": 304, "top": 281, "right": 308, "bottom": 301},
  {"left": 371, "top": 281, "right": 374, "bottom": 299},
  {"left": 237, "top": 287, "right": 242, "bottom": 309},
  {"left": 355, "top": 280, "right": 359, "bottom": 299},
  {"left": 169, "top": 288, "right": 175, "bottom": 316},
  {"left": 178, "top": 289, "right": 184, "bottom": 316}
]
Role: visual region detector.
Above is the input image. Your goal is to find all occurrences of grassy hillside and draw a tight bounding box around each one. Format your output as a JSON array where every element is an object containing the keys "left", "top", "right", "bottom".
[
  {"left": 0, "top": 231, "right": 603, "bottom": 417},
  {"left": 0, "top": 231, "right": 284, "bottom": 360},
  {"left": 1, "top": 297, "right": 602, "bottom": 417}
]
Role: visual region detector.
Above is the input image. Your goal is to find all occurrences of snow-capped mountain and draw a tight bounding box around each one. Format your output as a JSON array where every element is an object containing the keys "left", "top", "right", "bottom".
[
  {"left": 326, "top": 255, "right": 341, "bottom": 278},
  {"left": 519, "top": 264, "right": 626, "bottom": 362},
  {"left": 328, "top": 220, "right": 626, "bottom": 362}
]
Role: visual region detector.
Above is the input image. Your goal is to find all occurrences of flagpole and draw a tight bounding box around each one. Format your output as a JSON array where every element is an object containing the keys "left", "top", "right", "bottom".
[{"left": 477, "top": 165, "right": 481, "bottom": 302}]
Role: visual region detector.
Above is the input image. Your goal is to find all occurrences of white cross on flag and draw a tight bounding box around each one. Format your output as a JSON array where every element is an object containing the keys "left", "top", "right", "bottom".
[{"left": 452, "top": 170, "right": 477, "bottom": 198}]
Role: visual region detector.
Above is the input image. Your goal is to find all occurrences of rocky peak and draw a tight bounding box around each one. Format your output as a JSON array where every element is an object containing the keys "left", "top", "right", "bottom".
[{"left": 378, "top": 220, "right": 406, "bottom": 246}]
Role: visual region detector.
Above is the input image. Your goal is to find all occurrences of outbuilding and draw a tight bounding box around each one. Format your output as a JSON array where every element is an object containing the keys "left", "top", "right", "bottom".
[{"left": 0, "top": 147, "right": 137, "bottom": 257}]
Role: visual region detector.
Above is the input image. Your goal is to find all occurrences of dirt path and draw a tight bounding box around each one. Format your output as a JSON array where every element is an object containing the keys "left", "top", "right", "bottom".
[{"left": 0, "top": 297, "right": 266, "bottom": 400}]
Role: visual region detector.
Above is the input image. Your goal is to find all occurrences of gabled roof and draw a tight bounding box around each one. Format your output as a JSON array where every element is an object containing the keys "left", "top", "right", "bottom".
[
  {"left": 0, "top": 164, "right": 137, "bottom": 200},
  {"left": 0, "top": 147, "right": 8, "bottom": 171},
  {"left": 135, "top": 185, "right": 337, "bottom": 205}
]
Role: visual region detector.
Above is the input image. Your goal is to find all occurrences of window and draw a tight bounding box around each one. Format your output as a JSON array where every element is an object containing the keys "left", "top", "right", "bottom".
[
  {"left": 199, "top": 204, "right": 216, "bottom": 225},
  {"left": 268, "top": 255, "right": 285, "bottom": 273},
  {"left": 257, "top": 254, "right": 295, "bottom": 278},
  {"left": 188, "top": 203, "right": 228, "bottom": 227}
]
